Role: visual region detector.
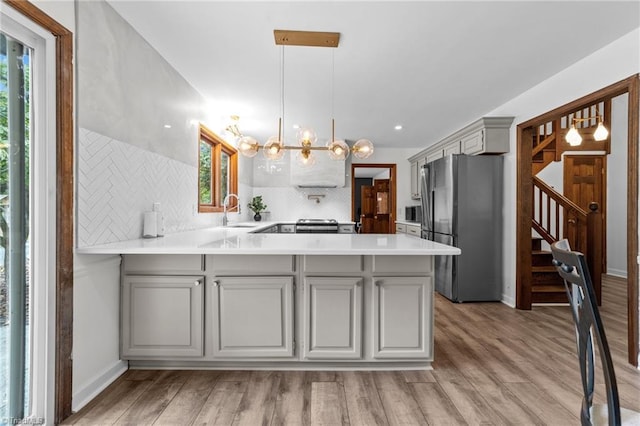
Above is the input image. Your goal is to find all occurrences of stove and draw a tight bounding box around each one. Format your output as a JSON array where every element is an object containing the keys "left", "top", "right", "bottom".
[{"left": 295, "top": 219, "right": 339, "bottom": 233}]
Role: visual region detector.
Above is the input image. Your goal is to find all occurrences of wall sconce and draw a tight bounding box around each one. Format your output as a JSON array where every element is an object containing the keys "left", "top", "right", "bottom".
[{"left": 565, "top": 114, "right": 609, "bottom": 146}]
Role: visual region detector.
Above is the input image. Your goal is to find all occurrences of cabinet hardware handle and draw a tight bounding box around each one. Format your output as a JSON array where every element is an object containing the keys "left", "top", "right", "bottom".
[
  {"left": 212, "top": 280, "right": 219, "bottom": 287},
  {"left": 568, "top": 219, "right": 576, "bottom": 224},
  {"left": 194, "top": 280, "right": 201, "bottom": 286}
]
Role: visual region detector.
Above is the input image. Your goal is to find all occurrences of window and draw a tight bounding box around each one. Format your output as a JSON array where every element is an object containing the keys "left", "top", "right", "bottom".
[{"left": 198, "top": 125, "right": 238, "bottom": 212}]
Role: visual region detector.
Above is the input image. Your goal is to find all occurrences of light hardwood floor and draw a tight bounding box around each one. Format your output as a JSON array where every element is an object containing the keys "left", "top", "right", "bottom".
[{"left": 63, "top": 275, "right": 640, "bottom": 425}]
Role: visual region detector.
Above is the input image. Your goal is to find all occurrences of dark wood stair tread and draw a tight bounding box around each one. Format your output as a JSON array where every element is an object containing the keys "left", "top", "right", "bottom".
[{"left": 531, "top": 285, "right": 566, "bottom": 293}]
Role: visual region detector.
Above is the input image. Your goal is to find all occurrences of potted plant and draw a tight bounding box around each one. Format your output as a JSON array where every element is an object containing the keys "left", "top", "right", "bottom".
[{"left": 247, "top": 195, "right": 267, "bottom": 221}]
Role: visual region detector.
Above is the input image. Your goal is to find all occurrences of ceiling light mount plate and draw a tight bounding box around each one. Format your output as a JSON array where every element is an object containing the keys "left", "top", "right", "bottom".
[{"left": 274, "top": 30, "right": 340, "bottom": 48}]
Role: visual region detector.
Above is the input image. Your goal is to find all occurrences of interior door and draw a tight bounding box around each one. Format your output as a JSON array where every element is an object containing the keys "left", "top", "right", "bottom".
[
  {"left": 563, "top": 155, "right": 606, "bottom": 256},
  {"left": 373, "top": 179, "right": 390, "bottom": 233},
  {"left": 360, "top": 185, "right": 375, "bottom": 233}
]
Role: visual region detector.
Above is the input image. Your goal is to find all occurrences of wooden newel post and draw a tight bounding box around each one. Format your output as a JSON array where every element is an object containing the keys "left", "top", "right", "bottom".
[{"left": 587, "top": 201, "right": 603, "bottom": 304}]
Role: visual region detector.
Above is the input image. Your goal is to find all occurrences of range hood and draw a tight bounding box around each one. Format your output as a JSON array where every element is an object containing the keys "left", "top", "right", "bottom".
[{"left": 290, "top": 155, "right": 346, "bottom": 188}]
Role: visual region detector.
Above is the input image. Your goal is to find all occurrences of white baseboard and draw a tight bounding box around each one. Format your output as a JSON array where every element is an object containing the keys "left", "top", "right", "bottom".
[
  {"left": 606, "top": 269, "right": 627, "bottom": 279},
  {"left": 501, "top": 293, "right": 515, "bottom": 308},
  {"left": 72, "top": 360, "right": 128, "bottom": 412}
]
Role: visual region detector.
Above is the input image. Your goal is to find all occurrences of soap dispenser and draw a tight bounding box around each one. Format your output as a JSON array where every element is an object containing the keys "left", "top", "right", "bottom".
[{"left": 153, "top": 202, "right": 165, "bottom": 237}]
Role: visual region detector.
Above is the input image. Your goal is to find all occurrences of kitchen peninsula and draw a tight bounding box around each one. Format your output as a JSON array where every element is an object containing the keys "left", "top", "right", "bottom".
[{"left": 77, "top": 224, "right": 460, "bottom": 369}]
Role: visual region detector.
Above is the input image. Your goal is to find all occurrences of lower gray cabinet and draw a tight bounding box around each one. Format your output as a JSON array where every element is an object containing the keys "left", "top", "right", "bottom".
[
  {"left": 122, "top": 275, "right": 204, "bottom": 358},
  {"left": 372, "top": 276, "right": 433, "bottom": 359},
  {"left": 210, "top": 276, "right": 294, "bottom": 358},
  {"left": 303, "top": 277, "right": 363, "bottom": 359}
]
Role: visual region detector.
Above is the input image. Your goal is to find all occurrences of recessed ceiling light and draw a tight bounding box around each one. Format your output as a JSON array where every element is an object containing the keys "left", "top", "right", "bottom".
[
  {"left": 164, "top": 124, "right": 172, "bottom": 129},
  {"left": 292, "top": 124, "right": 300, "bottom": 129},
  {"left": 394, "top": 124, "right": 403, "bottom": 130}
]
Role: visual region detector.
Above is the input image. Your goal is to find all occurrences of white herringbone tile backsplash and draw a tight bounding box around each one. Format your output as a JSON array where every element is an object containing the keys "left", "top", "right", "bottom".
[{"left": 77, "top": 128, "right": 221, "bottom": 247}]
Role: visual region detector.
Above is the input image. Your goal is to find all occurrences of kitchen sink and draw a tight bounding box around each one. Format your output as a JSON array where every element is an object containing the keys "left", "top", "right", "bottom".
[{"left": 226, "top": 223, "right": 259, "bottom": 228}]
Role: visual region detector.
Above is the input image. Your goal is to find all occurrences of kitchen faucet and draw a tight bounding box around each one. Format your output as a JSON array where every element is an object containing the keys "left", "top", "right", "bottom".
[{"left": 222, "top": 193, "right": 240, "bottom": 227}]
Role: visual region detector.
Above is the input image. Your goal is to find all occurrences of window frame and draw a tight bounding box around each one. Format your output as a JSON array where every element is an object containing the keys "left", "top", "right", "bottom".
[{"left": 198, "top": 124, "right": 238, "bottom": 213}]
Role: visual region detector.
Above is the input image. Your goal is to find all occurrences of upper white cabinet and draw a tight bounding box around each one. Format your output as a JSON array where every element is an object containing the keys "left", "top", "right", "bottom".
[
  {"left": 408, "top": 117, "right": 514, "bottom": 199},
  {"left": 410, "top": 157, "right": 426, "bottom": 200}
]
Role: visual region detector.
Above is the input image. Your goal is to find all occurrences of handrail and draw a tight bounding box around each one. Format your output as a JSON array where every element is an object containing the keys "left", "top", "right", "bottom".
[
  {"left": 531, "top": 133, "right": 556, "bottom": 157},
  {"left": 533, "top": 176, "right": 588, "bottom": 217}
]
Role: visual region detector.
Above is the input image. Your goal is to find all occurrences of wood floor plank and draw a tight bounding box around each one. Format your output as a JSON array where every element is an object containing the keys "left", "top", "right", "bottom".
[
  {"left": 65, "top": 378, "right": 152, "bottom": 425},
  {"left": 270, "top": 371, "right": 309, "bottom": 426},
  {"left": 310, "top": 381, "right": 350, "bottom": 425},
  {"left": 341, "top": 371, "right": 388, "bottom": 426},
  {"left": 373, "top": 371, "right": 427, "bottom": 425},
  {"left": 401, "top": 370, "right": 436, "bottom": 383},
  {"left": 192, "top": 381, "right": 247, "bottom": 426},
  {"left": 409, "top": 382, "right": 467, "bottom": 425},
  {"left": 232, "top": 371, "right": 281, "bottom": 426},
  {"left": 153, "top": 371, "right": 220, "bottom": 425},
  {"left": 504, "top": 382, "right": 578, "bottom": 425},
  {"left": 113, "top": 371, "right": 189, "bottom": 425}
]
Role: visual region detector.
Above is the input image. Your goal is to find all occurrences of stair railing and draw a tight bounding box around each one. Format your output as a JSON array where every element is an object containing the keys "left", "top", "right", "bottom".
[{"left": 532, "top": 176, "right": 589, "bottom": 252}]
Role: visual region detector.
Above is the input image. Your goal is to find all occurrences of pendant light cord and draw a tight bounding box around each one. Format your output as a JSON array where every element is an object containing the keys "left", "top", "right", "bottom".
[
  {"left": 280, "top": 45, "right": 285, "bottom": 142},
  {"left": 331, "top": 48, "right": 335, "bottom": 142}
]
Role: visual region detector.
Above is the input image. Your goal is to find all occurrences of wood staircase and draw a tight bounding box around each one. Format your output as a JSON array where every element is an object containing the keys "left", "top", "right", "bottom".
[
  {"left": 531, "top": 237, "right": 566, "bottom": 303},
  {"left": 527, "top": 102, "right": 609, "bottom": 304}
]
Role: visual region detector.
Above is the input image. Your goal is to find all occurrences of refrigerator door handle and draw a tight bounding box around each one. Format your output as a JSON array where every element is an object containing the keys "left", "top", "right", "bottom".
[{"left": 420, "top": 164, "right": 433, "bottom": 238}]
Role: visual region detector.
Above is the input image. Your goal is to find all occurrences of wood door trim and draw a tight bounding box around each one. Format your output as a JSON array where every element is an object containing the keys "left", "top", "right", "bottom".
[
  {"left": 351, "top": 163, "right": 397, "bottom": 233},
  {"left": 2, "top": 0, "right": 75, "bottom": 421},
  {"left": 516, "top": 74, "right": 639, "bottom": 367}
]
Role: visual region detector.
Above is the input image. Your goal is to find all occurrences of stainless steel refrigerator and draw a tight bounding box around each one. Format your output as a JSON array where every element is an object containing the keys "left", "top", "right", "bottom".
[{"left": 420, "top": 154, "right": 503, "bottom": 302}]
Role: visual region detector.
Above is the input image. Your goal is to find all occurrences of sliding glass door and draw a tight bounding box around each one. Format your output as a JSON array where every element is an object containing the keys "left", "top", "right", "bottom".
[{"left": 0, "top": 31, "right": 32, "bottom": 423}]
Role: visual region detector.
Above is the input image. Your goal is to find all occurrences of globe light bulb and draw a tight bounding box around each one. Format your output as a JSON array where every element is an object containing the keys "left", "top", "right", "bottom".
[
  {"left": 593, "top": 121, "right": 609, "bottom": 141},
  {"left": 296, "top": 150, "right": 316, "bottom": 167},
  {"left": 296, "top": 127, "right": 317, "bottom": 146},
  {"left": 565, "top": 124, "right": 582, "bottom": 146},
  {"left": 353, "top": 139, "right": 374, "bottom": 159},
  {"left": 328, "top": 139, "right": 349, "bottom": 160},
  {"left": 263, "top": 136, "right": 285, "bottom": 160},
  {"left": 238, "top": 136, "right": 259, "bottom": 157}
]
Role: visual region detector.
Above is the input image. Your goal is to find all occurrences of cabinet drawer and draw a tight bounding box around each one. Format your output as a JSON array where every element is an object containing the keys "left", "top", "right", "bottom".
[
  {"left": 406, "top": 225, "right": 421, "bottom": 237},
  {"left": 207, "top": 254, "right": 295, "bottom": 274},
  {"left": 303, "top": 255, "right": 364, "bottom": 273},
  {"left": 372, "top": 255, "right": 432, "bottom": 274},
  {"left": 462, "top": 130, "right": 484, "bottom": 155},
  {"left": 124, "top": 254, "right": 204, "bottom": 274},
  {"left": 395, "top": 223, "right": 407, "bottom": 233}
]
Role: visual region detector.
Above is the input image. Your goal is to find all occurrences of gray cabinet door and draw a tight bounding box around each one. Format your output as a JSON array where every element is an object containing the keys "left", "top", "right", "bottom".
[
  {"left": 210, "top": 276, "right": 294, "bottom": 358},
  {"left": 303, "top": 277, "right": 363, "bottom": 359},
  {"left": 122, "top": 275, "right": 204, "bottom": 358},
  {"left": 372, "top": 276, "right": 433, "bottom": 359}
]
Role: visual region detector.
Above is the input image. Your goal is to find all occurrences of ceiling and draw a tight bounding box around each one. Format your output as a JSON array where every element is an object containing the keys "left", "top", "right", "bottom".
[{"left": 107, "top": 1, "right": 639, "bottom": 149}]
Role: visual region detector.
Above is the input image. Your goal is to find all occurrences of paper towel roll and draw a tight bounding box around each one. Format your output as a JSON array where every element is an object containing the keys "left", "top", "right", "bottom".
[{"left": 143, "top": 211, "right": 158, "bottom": 238}]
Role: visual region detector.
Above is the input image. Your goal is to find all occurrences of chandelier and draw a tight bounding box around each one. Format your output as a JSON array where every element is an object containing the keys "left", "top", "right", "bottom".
[
  {"left": 565, "top": 112, "right": 609, "bottom": 146},
  {"left": 235, "top": 30, "right": 374, "bottom": 165}
]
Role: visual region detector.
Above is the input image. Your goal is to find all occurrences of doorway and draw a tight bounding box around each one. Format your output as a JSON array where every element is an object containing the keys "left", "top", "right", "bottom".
[{"left": 351, "top": 163, "right": 396, "bottom": 233}]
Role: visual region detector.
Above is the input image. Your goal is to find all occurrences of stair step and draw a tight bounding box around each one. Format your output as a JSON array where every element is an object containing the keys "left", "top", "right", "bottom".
[
  {"left": 532, "top": 292, "right": 568, "bottom": 304},
  {"left": 531, "top": 237, "right": 543, "bottom": 251},
  {"left": 531, "top": 285, "right": 566, "bottom": 293},
  {"left": 532, "top": 265, "right": 556, "bottom": 273}
]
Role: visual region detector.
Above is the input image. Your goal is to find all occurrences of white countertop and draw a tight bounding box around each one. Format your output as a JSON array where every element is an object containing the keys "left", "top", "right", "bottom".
[
  {"left": 395, "top": 220, "right": 421, "bottom": 226},
  {"left": 75, "top": 223, "right": 460, "bottom": 256}
]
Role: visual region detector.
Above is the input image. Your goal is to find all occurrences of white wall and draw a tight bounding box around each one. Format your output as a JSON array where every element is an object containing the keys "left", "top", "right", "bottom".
[{"left": 487, "top": 27, "right": 640, "bottom": 306}]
